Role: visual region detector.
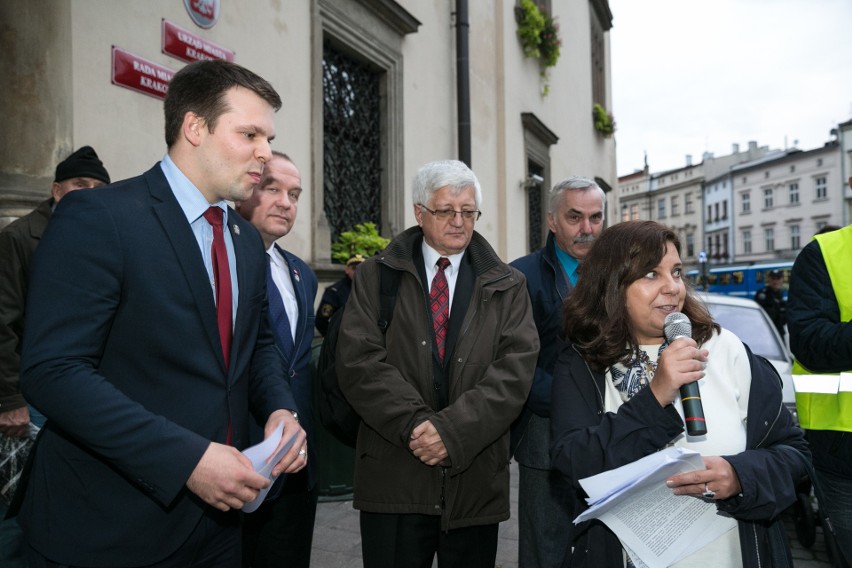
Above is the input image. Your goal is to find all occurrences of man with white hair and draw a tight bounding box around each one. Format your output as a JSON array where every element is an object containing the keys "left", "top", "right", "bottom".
[{"left": 337, "top": 159, "right": 539, "bottom": 568}]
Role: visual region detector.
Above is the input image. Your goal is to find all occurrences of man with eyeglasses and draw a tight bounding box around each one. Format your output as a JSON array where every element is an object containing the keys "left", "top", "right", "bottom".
[
  {"left": 509, "top": 176, "right": 606, "bottom": 568},
  {"left": 337, "top": 159, "right": 539, "bottom": 568}
]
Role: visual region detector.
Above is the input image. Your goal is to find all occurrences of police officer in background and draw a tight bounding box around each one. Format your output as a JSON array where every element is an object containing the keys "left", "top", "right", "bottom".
[
  {"left": 754, "top": 269, "right": 787, "bottom": 339},
  {"left": 315, "top": 254, "right": 364, "bottom": 336}
]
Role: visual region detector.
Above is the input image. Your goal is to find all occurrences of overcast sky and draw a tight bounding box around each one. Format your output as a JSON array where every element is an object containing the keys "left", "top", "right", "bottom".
[{"left": 609, "top": 0, "right": 852, "bottom": 177}]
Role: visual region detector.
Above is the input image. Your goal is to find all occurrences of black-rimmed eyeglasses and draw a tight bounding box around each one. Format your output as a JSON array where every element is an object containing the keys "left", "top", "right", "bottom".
[{"left": 419, "top": 204, "right": 481, "bottom": 221}]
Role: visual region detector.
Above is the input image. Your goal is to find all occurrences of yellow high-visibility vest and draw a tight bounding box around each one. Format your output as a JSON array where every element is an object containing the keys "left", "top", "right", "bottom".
[{"left": 792, "top": 225, "right": 852, "bottom": 431}]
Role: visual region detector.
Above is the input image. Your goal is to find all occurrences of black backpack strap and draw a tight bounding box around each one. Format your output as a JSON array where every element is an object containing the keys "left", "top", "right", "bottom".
[{"left": 377, "top": 264, "right": 400, "bottom": 334}]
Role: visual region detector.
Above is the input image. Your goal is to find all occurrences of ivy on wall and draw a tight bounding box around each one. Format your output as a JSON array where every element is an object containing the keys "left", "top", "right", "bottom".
[
  {"left": 515, "top": 0, "right": 562, "bottom": 96},
  {"left": 593, "top": 103, "right": 616, "bottom": 137}
]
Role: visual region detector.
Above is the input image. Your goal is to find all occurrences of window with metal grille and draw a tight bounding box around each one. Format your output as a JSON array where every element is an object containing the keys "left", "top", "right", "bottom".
[
  {"left": 322, "top": 41, "right": 383, "bottom": 247},
  {"left": 527, "top": 162, "right": 544, "bottom": 251}
]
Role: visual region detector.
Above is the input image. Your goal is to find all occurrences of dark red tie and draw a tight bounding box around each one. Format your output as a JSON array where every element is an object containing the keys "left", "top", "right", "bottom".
[
  {"left": 430, "top": 258, "right": 451, "bottom": 362},
  {"left": 202, "top": 207, "right": 233, "bottom": 370}
]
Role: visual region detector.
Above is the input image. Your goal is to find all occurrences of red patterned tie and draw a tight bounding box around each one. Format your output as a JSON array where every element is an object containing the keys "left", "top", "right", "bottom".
[
  {"left": 430, "top": 257, "right": 451, "bottom": 362},
  {"left": 202, "top": 207, "right": 233, "bottom": 370}
]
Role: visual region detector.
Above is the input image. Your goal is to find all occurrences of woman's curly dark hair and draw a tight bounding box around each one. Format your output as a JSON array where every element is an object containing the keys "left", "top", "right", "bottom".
[{"left": 562, "top": 220, "right": 719, "bottom": 372}]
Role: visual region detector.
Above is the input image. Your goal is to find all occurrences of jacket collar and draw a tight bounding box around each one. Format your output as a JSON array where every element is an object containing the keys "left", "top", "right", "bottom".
[{"left": 382, "top": 226, "right": 506, "bottom": 281}]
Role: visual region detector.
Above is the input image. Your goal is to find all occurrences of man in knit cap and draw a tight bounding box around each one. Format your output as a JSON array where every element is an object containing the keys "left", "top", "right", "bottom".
[{"left": 0, "top": 145, "right": 110, "bottom": 566}]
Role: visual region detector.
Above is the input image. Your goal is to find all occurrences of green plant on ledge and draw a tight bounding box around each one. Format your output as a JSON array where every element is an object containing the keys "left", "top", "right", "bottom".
[
  {"left": 592, "top": 103, "right": 616, "bottom": 137},
  {"left": 331, "top": 222, "right": 390, "bottom": 265},
  {"left": 515, "top": 0, "right": 562, "bottom": 96}
]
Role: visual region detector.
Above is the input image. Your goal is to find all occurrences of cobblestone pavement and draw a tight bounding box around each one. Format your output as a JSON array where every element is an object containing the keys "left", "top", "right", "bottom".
[{"left": 310, "top": 461, "right": 838, "bottom": 568}]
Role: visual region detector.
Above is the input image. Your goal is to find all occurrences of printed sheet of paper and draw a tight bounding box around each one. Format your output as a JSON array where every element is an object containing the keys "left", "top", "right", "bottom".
[
  {"left": 241, "top": 422, "right": 297, "bottom": 513},
  {"left": 575, "top": 447, "right": 736, "bottom": 568}
]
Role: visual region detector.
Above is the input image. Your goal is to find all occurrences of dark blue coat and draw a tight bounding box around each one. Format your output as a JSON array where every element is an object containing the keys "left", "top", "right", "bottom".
[
  {"left": 509, "top": 232, "right": 571, "bottom": 465},
  {"left": 315, "top": 275, "right": 351, "bottom": 336},
  {"left": 261, "top": 244, "right": 317, "bottom": 490},
  {"left": 550, "top": 338, "right": 810, "bottom": 567}
]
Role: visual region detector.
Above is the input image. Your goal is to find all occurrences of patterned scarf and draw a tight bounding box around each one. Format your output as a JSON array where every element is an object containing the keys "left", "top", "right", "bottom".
[{"left": 610, "top": 342, "right": 669, "bottom": 401}]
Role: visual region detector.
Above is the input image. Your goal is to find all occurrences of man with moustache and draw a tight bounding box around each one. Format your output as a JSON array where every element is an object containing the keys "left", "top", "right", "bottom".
[
  {"left": 236, "top": 151, "right": 318, "bottom": 568},
  {"left": 337, "top": 159, "right": 539, "bottom": 568},
  {"left": 509, "top": 177, "right": 606, "bottom": 568},
  {"left": 17, "top": 60, "right": 306, "bottom": 567}
]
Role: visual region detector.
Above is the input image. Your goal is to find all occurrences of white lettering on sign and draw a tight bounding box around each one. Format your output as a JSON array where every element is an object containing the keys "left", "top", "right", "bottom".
[
  {"left": 132, "top": 60, "right": 156, "bottom": 76},
  {"left": 139, "top": 76, "right": 169, "bottom": 94}
]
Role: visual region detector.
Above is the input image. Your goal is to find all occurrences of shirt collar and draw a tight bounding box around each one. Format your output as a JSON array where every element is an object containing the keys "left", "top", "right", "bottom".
[
  {"left": 160, "top": 154, "right": 229, "bottom": 224},
  {"left": 267, "top": 244, "right": 288, "bottom": 269},
  {"left": 421, "top": 240, "right": 465, "bottom": 275}
]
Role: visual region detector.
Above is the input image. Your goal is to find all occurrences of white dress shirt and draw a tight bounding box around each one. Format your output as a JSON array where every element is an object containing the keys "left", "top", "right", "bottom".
[{"left": 267, "top": 245, "right": 298, "bottom": 342}]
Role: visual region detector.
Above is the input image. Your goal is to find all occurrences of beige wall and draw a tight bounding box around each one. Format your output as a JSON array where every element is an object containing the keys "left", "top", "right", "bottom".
[
  {"left": 2, "top": 0, "right": 616, "bottom": 269},
  {"left": 0, "top": 0, "right": 73, "bottom": 220}
]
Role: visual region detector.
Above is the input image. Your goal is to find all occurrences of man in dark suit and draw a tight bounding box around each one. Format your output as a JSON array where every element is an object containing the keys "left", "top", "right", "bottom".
[
  {"left": 18, "top": 60, "right": 306, "bottom": 567},
  {"left": 236, "top": 151, "right": 318, "bottom": 567}
]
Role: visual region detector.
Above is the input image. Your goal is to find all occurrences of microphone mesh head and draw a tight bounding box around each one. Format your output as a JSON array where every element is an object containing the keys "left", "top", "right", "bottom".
[{"left": 664, "top": 312, "right": 692, "bottom": 342}]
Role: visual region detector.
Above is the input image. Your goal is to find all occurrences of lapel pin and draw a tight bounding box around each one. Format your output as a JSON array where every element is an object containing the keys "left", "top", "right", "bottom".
[
  {"left": 232, "top": 225, "right": 240, "bottom": 235},
  {"left": 293, "top": 268, "right": 301, "bottom": 282}
]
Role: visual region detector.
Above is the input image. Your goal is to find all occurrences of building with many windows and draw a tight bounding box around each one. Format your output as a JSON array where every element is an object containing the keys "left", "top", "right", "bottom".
[
  {"left": 733, "top": 142, "right": 842, "bottom": 263},
  {"left": 702, "top": 141, "right": 775, "bottom": 265},
  {"left": 617, "top": 136, "right": 845, "bottom": 270},
  {"left": 649, "top": 160, "right": 703, "bottom": 263},
  {"left": 617, "top": 162, "right": 650, "bottom": 222},
  {"left": 616, "top": 141, "right": 774, "bottom": 265}
]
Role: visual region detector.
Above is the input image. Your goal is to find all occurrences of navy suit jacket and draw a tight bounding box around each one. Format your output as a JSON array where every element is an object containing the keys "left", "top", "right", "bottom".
[
  {"left": 19, "top": 164, "right": 294, "bottom": 566},
  {"left": 261, "top": 244, "right": 317, "bottom": 491}
]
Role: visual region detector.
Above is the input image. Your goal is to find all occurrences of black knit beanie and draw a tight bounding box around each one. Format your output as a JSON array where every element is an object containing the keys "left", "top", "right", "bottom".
[{"left": 54, "top": 146, "right": 111, "bottom": 184}]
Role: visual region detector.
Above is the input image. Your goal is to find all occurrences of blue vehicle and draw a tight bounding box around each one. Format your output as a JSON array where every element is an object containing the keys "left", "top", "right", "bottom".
[{"left": 686, "top": 260, "right": 793, "bottom": 300}]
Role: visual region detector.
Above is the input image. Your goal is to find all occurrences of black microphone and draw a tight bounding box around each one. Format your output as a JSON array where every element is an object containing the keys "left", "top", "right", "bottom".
[{"left": 663, "top": 312, "right": 707, "bottom": 436}]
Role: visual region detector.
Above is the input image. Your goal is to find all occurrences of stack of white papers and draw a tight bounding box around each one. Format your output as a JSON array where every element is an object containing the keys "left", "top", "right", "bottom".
[
  {"left": 241, "top": 423, "right": 297, "bottom": 513},
  {"left": 575, "top": 447, "right": 736, "bottom": 568}
]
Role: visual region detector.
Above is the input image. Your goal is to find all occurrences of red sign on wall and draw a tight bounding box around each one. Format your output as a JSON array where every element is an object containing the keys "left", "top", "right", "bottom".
[
  {"left": 111, "top": 47, "right": 175, "bottom": 100},
  {"left": 162, "top": 20, "right": 235, "bottom": 63}
]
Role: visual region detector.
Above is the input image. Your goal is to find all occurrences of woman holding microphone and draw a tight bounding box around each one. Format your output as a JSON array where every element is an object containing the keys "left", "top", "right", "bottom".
[{"left": 550, "top": 221, "right": 808, "bottom": 567}]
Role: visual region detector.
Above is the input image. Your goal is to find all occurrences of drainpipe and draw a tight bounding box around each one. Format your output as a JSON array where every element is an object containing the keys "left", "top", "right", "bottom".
[{"left": 456, "top": 0, "right": 471, "bottom": 167}]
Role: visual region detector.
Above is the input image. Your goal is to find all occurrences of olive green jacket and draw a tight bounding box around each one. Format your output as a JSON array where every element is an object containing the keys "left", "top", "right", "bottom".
[
  {"left": 0, "top": 198, "right": 52, "bottom": 413},
  {"left": 337, "top": 226, "right": 539, "bottom": 530}
]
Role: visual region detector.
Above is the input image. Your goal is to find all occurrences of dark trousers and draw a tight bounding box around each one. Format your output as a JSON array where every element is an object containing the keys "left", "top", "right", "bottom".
[
  {"left": 242, "top": 470, "right": 318, "bottom": 568},
  {"left": 360, "top": 511, "right": 498, "bottom": 568},
  {"left": 518, "top": 464, "right": 574, "bottom": 568},
  {"left": 27, "top": 509, "right": 241, "bottom": 567},
  {"left": 815, "top": 469, "right": 852, "bottom": 565}
]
